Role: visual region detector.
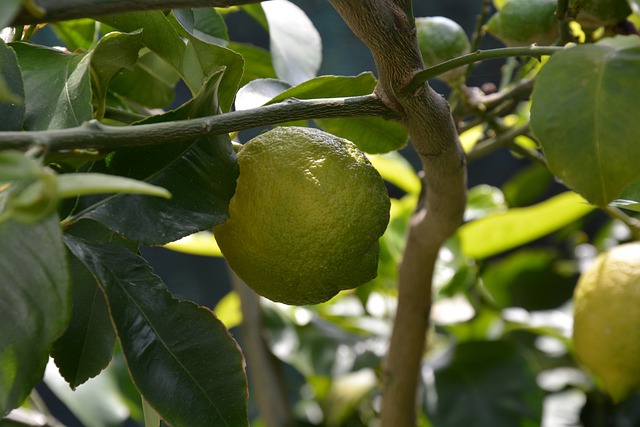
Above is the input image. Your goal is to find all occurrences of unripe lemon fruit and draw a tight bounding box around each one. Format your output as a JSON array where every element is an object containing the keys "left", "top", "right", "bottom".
[
  {"left": 415, "top": 16, "right": 471, "bottom": 83},
  {"left": 486, "top": 0, "right": 559, "bottom": 47},
  {"left": 573, "top": 242, "right": 640, "bottom": 402},
  {"left": 214, "top": 127, "right": 390, "bottom": 306}
]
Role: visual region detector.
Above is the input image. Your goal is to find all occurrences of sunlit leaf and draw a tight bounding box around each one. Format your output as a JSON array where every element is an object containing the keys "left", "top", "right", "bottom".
[
  {"left": 11, "top": 42, "right": 92, "bottom": 130},
  {"left": 163, "top": 232, "right": 223, "bottom": 257},
  {"left": 213, "top": 291, "right": 242, "bottom": 329},
  {"left": 458, "top": 192, "right": 596, "bottom": 259},
  {"left": 65, "top": 236, "right": 249, "bottom": 427},
  {"left": 531, "top": 36, "right": 640, "bottom": 206},
  {"left": 367, "top": 151, "right": 421, "bottom": 196},
  {"left": 0, "top": 215, "right": 70, "bottom": 416},
  {"left": 262, "top": 0, "right": 321, "bottom": 85},
  {"left": 464, "top": 185, "right": 507, "bottom": 221},
  {"left": 235, "top": 78, "right": 290, "bottom": 111}
]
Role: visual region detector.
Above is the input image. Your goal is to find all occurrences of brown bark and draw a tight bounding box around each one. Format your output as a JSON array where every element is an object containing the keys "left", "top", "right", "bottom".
[{"left": 327, "top": 1, "right": 467, "bottom": 426}]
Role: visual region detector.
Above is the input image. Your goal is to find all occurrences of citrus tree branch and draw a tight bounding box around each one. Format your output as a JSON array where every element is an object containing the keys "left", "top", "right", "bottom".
[
  {"left": 327, "top": 1, "right": 466, "bottom": 426},
  {"left": 405, "top": 46, "right": 564, "bottom": 95},
  {"left": 0, "top": 95, "right": 396, "bottom": 153},
  {"left": 12, "top": 0, "right": 262, "bottom": 25}
]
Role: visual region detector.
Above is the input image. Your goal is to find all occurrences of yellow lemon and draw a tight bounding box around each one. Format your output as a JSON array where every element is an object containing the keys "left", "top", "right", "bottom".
[
  {"left": 214, "top": 127, "right": 390, "bottom": 305},
  {"left": 573, "top": 242, "right": 640, "bottom": 402}
]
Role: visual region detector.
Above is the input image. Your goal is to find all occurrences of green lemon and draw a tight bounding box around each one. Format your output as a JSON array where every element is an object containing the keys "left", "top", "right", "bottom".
[
  {"left": 214, "top": 127, "right": 390, "bottom": 306},
  {"left": 573, "top": 242, "right": 640, "bottom": 402},
  {"left": 486, "top": 0, "right": 560, "bottom": 46},
  {"left": 569, "top": 0, "right": 632, "bottom": 30},
  {"left": 416, "top": 16, "right": 471, "bottom": 83}
]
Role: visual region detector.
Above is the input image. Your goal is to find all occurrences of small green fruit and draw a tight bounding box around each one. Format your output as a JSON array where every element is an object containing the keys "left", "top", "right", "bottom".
[
  {"left": 487, "top": 0, "right": 559, "bottom": 46},
  {"left": 416, "top": 16, "right": 471, "bottom": 83},
  {"left": 569, "top": 0, "right": 633, "bottom": 30}
]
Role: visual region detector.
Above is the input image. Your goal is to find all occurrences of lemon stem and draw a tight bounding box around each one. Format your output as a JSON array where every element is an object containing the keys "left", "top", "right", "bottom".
[{"left": 404, "top": 46, "right": 565, "bottom": 96}]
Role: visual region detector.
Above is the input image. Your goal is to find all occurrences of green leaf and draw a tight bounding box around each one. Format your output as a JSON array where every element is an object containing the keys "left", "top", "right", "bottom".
[
  {"left": 89, "top": 30, "right": 144, "bottom": 118},
  {"left": 64, "top": 236, "right": 249, "bottom": 427},
  {"left": 180, "top": 37, "right": 244, "bottom": 113},
  {"left": 367, "top": 151, "right": 421, "bottom": 196},
  {"left": 109, "top": 49, "right": 180, "bottom": 109},
  {"left": 262, "top": 0, "right": 321, "bottom": 85},
  {"left": 502, "top": 163, "right": 553, "bottom": 208},
  {"left": 458, "top": 192, "right": 596, "bottom": 259},
  {"left": 0, "top": 0, "right": 21, "bottom": 29},
  {"left": 0, "top": 215, "right": 70, "bottom": 416},
  {"left": 100, "top": 11, "right": 203, "bottom": 94},
  {"left": 74, "top": 72, "right": 238, "bottom": 245},
  {"left": 228, "top": 42, "right": 277, "bottom": 87},
  {"left": 464, "top": 185, "right": 507, "bottom": 221},
  {"left": 427, "top": 341, "right": 544, "bottom": 427},
  {"left": 50, "top": 253, "right": 116, "bottom": 389},
  {"left": 266, "top": 73, "right": 376, "bottom": 103},
  {"left": 173, "top": 8, "right": 229, "bottom": 46},
  {"left": 531, "top": 36, "right": 640, "bottom": 206},
  {"left": 0, "top": 40, "right": 24, "bottom": 119},
  {"left": 317, "top": 116, "right": 408, "bottom": 154},
  {"left": 51, "top": 19, "right": 99, "bottom": 51},
  {"left": 481, "top": 249, "right": 577, "bottom": 310},
  {"left": 10, "top": 42, "right": 92, "bottom": 130},
  {"left": 57, "top": 173, "right": 171, "bottom": 199}
]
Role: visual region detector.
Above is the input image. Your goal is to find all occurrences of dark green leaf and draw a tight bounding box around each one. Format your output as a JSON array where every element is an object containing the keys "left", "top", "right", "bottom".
[
  {"left": 228, "top": 42, "right": 277, "bottom": 87},
  {"left": 261, "top": 0, "right": 321, "bottom": 85},
  {"left": 10, "top": 42, "right": 92, "bottom": 130},
  {"left": 64, "top": 236, "right": 249, "bottom": 427},
  {"left": 173, "top": 8, "right": 228, "bottom": 46},
  {"left": 89, "top": 30, "right": 144, "bottom": 117},
  {"left": 109, "top": 49, "right": 180, "bottom": 109},
  {"left": 0, "top": 40, "right": 23, "bottom": 121},
  {"left": 0, "top": 215, "right": 70, "bottom": 416},
  {"left": 50, "top": 253, "right": 116, "bottom": 389},
  {"left": 502, "top": 163, "right": 553, "bottom": 208},
  {"left": 531, "top": 36, "right": 640, "bottom": 206},
  {"left": 51, "top": 19, "right": 99, "bottom": 51},
  {"left": 74, "top": 72, "right": 238, "bottom": 245},
  {"left": 481, "top": 249, "right": 577, "bottom": 310},
  {"left": 427, "top": 341, "right": 544, "bottom": 427}
]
